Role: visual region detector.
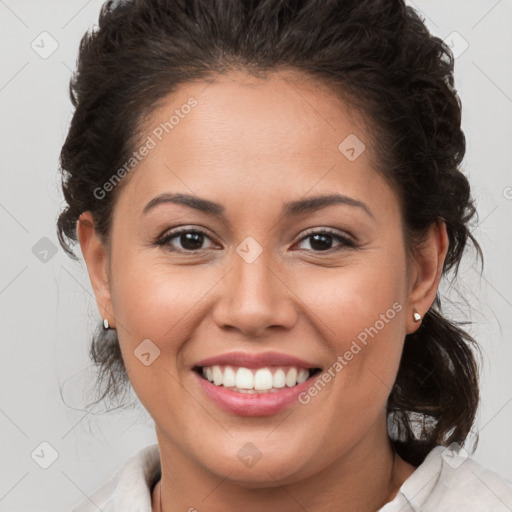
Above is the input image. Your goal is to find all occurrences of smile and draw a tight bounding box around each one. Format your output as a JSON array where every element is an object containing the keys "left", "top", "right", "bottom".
[
  {"left": 195, "top": 365, "right": 321, "bottom": 393},
  {"left": 193, "top": 364, "right": 323, "bottom": 416}
]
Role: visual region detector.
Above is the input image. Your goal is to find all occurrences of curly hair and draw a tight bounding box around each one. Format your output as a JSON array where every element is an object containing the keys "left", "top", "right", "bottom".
[{"left": 57, "top": 0, "right": 482, "bottom": 467}]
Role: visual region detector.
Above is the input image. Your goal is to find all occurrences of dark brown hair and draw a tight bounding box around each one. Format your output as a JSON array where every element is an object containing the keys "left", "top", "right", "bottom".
[{"left": 57, "top": 0, "right": 482, "bottom": 467}]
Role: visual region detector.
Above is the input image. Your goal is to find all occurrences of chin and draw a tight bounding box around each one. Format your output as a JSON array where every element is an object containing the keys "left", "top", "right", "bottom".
[{"left": 199, "top": 448, "right": 311, "bottom": 487}]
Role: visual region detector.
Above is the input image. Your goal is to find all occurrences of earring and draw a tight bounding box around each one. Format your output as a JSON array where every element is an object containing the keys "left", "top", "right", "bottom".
[
  {"left": 413, "top": 311, "right": 422, "bottom": 322},
  {"left": 103, "top": 318, "right": 110, "bottom": 330}
]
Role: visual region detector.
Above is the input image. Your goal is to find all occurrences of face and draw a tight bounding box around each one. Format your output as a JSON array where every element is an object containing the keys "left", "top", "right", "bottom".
[{"left": 80, "top": 70, "right": 444, "bottom": 485}]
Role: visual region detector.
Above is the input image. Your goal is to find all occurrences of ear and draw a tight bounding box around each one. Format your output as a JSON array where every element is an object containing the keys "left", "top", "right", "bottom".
[
  {"left": 77, "top": 211, "right": 115, "bottom": 328},
  {"left": 405, "top": 220, "right": 449, "bottom": 334}
]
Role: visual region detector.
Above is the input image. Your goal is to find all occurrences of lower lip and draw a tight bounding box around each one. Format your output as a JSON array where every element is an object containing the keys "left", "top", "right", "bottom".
[{"left": 193, "top": 371, "right": 317, "bottom": 416}]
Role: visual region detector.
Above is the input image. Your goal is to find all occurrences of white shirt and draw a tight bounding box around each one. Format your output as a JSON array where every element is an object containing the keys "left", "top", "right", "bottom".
[{"left": 72, "top": 443, "right": 512, "bottom": 511}]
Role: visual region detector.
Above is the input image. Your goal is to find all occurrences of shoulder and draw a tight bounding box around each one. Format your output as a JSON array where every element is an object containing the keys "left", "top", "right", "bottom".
[
  {"left": 71, "top": 443, "right": 161, "bottom": 512},
  {"left": 381, "top": 444, "right": 512, "bottom": 512},
  {"left": 426, "top": 445, "right": 512, "bottom": 511}
]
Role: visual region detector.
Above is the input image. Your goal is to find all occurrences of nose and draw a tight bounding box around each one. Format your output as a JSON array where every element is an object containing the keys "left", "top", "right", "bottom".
[{"left": 212, "top": 248, "right": 298, "bottom": 337}]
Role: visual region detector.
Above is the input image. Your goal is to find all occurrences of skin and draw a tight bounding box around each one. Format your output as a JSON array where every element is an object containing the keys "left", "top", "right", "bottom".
[{"left": 78, "top": 69, "right": 448, "bottom": 512}]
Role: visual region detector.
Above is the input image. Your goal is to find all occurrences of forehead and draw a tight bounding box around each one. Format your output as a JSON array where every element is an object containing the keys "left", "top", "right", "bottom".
[
  {"left": 114, "top": 69, "right": 391, "bottom": 217},
  {"left": 144, "top": 69, "right": 367, "bottom": 157}
]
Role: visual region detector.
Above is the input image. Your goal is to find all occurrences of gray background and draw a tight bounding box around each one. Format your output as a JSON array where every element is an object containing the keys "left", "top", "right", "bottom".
[{"left": 1, "top": 1, "right": 511, "bottom": 510}]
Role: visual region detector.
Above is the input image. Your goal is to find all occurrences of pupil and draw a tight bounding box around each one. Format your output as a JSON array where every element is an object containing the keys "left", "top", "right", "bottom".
[
  {"left": 310, "top": 233, "right": 332, "bottom": 251},
  {"left": 181, "top": 232, "right": 203, "bottom": 250}
]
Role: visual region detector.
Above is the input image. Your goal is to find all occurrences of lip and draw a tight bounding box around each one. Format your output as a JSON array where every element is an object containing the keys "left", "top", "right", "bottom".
[
  {"left": 193, "top": 350, "right": 321, "bottom": 370},
  {"left": 193, "top": 370, "right": 318, "bottom": 416}
]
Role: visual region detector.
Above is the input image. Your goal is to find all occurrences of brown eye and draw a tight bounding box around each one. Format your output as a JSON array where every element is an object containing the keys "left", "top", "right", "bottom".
[
  {"left": 156, "top": 228, "right": 216, "bottom": 252},
  {"left": 296, "top": 229, "right": 356, "bottom": 252}
]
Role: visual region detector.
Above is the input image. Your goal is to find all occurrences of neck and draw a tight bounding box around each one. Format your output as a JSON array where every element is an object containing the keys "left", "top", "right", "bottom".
[{"left": 152, "top": 417, "right": 416, "bottom": 512}]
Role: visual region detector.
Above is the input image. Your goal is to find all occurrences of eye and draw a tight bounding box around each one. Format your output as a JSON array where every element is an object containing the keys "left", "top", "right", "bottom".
[
  {"left": 155, "top": 227, "right": 217, "bottom": 252},
  {"left": 295, "top": 228, "right": 356, "bottom": 252},
  {"left": 154, "top": 226, "right": 356, "bottom": 254}
]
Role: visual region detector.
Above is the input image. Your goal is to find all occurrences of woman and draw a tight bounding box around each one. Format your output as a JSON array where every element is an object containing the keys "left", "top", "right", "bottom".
[{"left": 57, "top": 0, "right": 512, "bottom": 510}]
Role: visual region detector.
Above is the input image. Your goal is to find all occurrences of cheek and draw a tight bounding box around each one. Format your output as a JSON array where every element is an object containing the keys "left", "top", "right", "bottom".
[
  {"left": 301, "top": 250, "right": 406, "bottom": 337},
  {"left": 108, "top": 256, "right": 212, "bottom": 418},
  {"left": 110, "top": 249, "right": 213, "bottom": 343},
  {"left": 107, "top": 250, "right": 199, "bottom": 371},
  {"left": 294, "top": 247, "right": 408, "bottom": 391}
]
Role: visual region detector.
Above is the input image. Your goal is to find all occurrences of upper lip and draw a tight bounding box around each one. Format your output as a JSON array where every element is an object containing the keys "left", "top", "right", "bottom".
[{"left": 193, "top": 351, "right": 322, "bottom": 370}]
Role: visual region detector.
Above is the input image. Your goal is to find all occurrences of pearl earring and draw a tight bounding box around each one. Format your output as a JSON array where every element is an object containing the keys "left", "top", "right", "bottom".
[
  {"left": 413, "top": 311, "right": 422, "bottom": 322},
  {"left": 103, "top": 318, "right": 110, "bottom": 330}
]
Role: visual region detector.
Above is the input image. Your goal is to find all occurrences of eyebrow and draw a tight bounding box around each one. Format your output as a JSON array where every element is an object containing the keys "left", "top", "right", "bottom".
[{"left": 142, "top": 192, "right": 374, "bottom": 219}]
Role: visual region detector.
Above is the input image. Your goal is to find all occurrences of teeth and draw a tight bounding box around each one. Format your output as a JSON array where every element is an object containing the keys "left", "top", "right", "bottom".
[
  {"left": 201, "top": 365, "right": 314, "bottom": 391},
  {"left": 254, "top": 368, "right": 273, "bottom": 390},
  {"left": 297, "top": 368, "right": 309, "bottom": 384},
  {"left": 285, "top": 367, "right": 297, "bottom": 387},
  {"left": 223, "top": 366, "right": 236, "bottom": 387},
  {"left": 212, "top": 366, "right": 223, "bottom": 386},
  {"left": 272, "top": 368, "right": 286, "bottom": 388},
  {"left": 235, "top": 367, "right": 254, "bottom": 389}
]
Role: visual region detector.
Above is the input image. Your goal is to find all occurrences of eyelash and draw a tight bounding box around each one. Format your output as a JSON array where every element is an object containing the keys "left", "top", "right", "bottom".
[{"left": 154, "top": 226, "right": 357, "bottom": 253}]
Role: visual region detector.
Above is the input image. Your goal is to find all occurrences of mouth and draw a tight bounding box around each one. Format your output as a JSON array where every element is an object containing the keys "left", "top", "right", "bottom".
[{"left": 193, "top": 365, "right": 323, "bottom": 394}]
